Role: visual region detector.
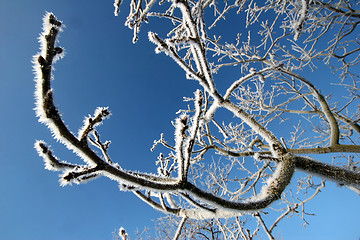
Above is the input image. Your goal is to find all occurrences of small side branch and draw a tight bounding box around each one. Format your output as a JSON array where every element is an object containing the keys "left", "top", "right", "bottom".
[
  {"left": 173, "top": 217, "right": 187, "bottom": 240},
  {"left": 279, "top": 69, "right": 340, "bottom": 147},
  {"left": 78, "top": 107, "right": 111, "bottom": 143},
  {"left": 35, "top": 141, "right": 80, "bottom": 171}
]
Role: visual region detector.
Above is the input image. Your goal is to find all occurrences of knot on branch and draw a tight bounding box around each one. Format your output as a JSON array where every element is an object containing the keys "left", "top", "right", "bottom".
[{"left": 271, "top": 143, "right": 287, "bottom": 157}]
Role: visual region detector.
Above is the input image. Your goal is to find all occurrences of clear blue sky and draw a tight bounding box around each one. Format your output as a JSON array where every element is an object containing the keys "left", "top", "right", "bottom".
[{"left": 0, "top": 1, "right": 359, "bottom": 239}]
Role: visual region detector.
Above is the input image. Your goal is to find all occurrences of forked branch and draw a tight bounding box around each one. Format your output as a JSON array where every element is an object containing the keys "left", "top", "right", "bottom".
[
  {"left": 35, "top": 0, "right": 360, "bottom": 228},
  {"left": 33, "top": 13, "right": 301, "bottom": 219}
]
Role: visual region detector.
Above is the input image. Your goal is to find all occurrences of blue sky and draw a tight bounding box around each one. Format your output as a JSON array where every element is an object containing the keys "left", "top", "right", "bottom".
[{"left": 0, "top": 0, "right": 359, "bottom": 239}]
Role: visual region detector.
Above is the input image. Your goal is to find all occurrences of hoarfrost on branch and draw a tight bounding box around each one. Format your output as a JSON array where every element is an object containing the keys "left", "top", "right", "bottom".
[{"left": 34, "top": 0, "right": 360, "bottom": 238}]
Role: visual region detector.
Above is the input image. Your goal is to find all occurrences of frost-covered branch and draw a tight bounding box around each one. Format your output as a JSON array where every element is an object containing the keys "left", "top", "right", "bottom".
[
  {"left": 34, "top": 0, "right": 360, "bottom": 238},
  {"left": 34, "top": 13, "right": 302, "bottom": 219},
  {"left": 34, "top": 13, "right": 181, "bottom": 189}
]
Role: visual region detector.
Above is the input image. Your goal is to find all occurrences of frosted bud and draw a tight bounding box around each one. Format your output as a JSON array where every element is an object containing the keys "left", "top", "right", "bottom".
[
  {"left": 180, "top": 115, "right": 188, "bottom": 126},
  {"left": 118, "top": 227, "right": 128, "bottom": 240},
  {"left": 38, "top": 55, "right": 46, "bottom": 66},
  {"left": 54, "top": 47, "right": 63, "bottom": 54},
  {"left": 48, "top": 14, "right": 62, "bottom": 27}
]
